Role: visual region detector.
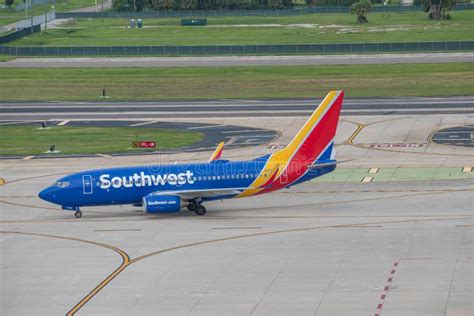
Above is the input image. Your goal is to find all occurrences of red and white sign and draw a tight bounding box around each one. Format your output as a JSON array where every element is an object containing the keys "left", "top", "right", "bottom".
[
  {"left": 370, "top": 143, "right": 423, "bottom": 148},
  {"left": 132, "top": 141, "right": 156, "bottom": 148}
]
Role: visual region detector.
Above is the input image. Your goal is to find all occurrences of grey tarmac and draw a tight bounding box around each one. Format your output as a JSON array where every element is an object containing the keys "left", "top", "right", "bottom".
[
  {"left": 0, "top": 52, "right": 473, "bottom": 68},
  {"left": 0, "top": 109, "right": 473, "bottom": 316},
  {"left": 1, "top": 96, "right": 473, "bottom": 121}
]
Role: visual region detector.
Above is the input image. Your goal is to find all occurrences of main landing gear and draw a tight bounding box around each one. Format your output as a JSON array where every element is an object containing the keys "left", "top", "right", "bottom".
[
  {"left": 74, "top": 211, "right": 82, "bottom": 218},
  {"left": 187, "top": 200, "right": 206, "bottom": 216}
]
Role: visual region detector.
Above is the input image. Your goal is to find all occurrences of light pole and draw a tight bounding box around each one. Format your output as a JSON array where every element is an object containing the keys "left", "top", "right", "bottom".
[{"left": 30, "top": 0, "right": 34, "bottom": 34}]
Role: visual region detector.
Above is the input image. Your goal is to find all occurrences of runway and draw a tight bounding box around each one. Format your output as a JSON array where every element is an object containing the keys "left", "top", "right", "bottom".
[
  {"left": 1, "top": 109, "right": 473, "bottom": 315},
  {"left": 1, "top": 52, "right": 473, "bottom": 68},
  {"left": 1, "top": 96, "right": 473, "bottom": 121}
]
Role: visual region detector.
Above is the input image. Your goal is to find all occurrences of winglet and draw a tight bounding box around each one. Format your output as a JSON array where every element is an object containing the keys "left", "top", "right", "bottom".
[{"left": 209, "top": 141, "right": 225, "bottom": 162}]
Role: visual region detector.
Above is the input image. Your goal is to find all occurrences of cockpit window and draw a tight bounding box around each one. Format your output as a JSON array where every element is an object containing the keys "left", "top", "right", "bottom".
[{"left": 56, "top": 181, "right": 70, "bottom": 188}]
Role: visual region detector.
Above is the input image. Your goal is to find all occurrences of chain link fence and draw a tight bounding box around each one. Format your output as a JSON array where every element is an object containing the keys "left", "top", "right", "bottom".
[
  {"left": 56, "top": 3, "right": 474, "bottom": 19},
  {"left": 0, "top": 25, "right": 41, "bottom": 45},
  {"left": 2, "top": 41, "right": 473, "bottom": 56}
]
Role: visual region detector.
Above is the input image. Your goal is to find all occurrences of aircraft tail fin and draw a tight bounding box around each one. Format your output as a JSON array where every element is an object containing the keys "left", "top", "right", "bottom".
[
  {"left": 278, "top": 90, "right": 343, "bottom": 165},
  {"left": 209, "top": 141, "right": 225, "bottom": 162}
]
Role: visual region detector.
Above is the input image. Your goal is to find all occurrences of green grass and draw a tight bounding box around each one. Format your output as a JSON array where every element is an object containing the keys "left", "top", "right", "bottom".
[
  {"left": 0, "top": 125, "right": 204, "bottom": 156},
  {"left": 312, "top": 167, "right": 474, "bottom": 182},
  {"left": 0, "top": 0, "right": 97, "bottom": 26},
  {"left": 0, "top": 17, "right": 23, "bottom": 26},
  {"left": 0, "top": 55, "right": 15, "bottom": 61},
  {"left": 0, "top": 63, "right": 472, "bottom": 101},
  {"left": 9, "top": 11, "right": 474, "bottom": 46}
]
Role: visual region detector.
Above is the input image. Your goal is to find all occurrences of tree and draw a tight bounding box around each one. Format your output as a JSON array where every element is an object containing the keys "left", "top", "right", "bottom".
[
  {"left": 112, "top": 0, "right": 130, "bottom": 11},
  {"left": 180, "top": 0, "right": 197, "bottom": 9},
  {"left": 351, "top": 0, "right": 372, "bottom": 23},
  {"left": 150, "top": 0, "right": 174, "bottom": 10},
  {"left": 422, "top": 0, "right": 457, "bottom": 20},
  {"left": 5, "top": 0, "right": 14, "bottom": 7}
]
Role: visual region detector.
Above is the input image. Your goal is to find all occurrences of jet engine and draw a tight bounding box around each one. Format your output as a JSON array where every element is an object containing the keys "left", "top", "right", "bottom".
[{"left": 142, "top": 195, "right": 181, "bottom": 214}]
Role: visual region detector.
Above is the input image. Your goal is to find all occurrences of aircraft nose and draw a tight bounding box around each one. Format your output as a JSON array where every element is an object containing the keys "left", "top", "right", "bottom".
[{"left": 39, "top": 186, "right": 57, "bottom": 203}]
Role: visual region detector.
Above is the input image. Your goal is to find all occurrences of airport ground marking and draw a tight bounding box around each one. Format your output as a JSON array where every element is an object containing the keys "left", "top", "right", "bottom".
[
  {"left": 342, "top": 120, "right": 366, "bottom": 145},
  {"left": 0, "top": 178, "right": 5, "bottom": 186},
  {"left": 361, "top": 176, "right": 374, "bottom": 183},
  {"left": 374, "top": 261, "right": 400, "bottom": 316},
  {"left": 368, "top": 168, "right": 379, "bottom": 174},
  {"left": 343, "top": 118, "right": 473, "bottom": 157},
  {"left": 64, "top": 215, "right": 474, "bottom": 315},
  {"left": 129, "top": 121, "right": 159, "bottom": 127},
  {"left": 57, "top": 120, "right": 70, "bottom": 126},
  {"left": 2, "top": 188, "right": 474, "bottom": 225},
  {"left": 0, "top": 230, "right": 131, "bottom": 316},
  {"left": 2, "top": 172, "right": 474, "bottom": 313}
]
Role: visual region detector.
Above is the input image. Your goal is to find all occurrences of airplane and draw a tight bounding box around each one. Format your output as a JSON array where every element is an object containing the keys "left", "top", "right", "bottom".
[{"left": 39, "top": 91, "right": 344, "bottom": 218}]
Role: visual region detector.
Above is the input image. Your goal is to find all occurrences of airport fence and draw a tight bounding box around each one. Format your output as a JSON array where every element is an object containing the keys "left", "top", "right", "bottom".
[
  {"left": 1, "top": 41, "right": 473, "bottom": 56},
  {"left": 0, "top": 25, "right": 41, "bottom": 45},
  {"left": 55, "top": 3, "right": 474, "bottom": 19}
]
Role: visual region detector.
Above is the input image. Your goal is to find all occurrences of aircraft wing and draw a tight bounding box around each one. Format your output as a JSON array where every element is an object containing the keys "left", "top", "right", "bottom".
[
  {"left": 209, "top": 141, "right": 225, "bottom": 162},
  {"left": 148, "top": 187, "right": 247, "bottom": 201}
]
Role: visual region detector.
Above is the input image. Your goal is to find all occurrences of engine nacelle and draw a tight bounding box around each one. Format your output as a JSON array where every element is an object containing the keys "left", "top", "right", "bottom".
[{"left": 142, "top": 195, "right": 181, "bottom": 214}]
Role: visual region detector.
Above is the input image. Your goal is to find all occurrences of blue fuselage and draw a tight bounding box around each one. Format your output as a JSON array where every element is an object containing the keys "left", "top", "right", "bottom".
[{"left": 39, "top": 156, "right": 335, "bottom": 209}]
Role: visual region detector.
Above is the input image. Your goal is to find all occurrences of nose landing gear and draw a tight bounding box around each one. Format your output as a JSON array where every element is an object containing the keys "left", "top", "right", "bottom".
[{"left": 74, "top": 211, "right": 82, "bottom": 218}]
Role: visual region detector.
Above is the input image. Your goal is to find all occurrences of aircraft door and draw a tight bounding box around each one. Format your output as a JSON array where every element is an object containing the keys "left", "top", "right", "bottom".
[
  {"left": 279, "top": 166, "right": 288, "bottom": 184},
  {"left": 83, "top": 175, "right": 93, "bottom": 194}
]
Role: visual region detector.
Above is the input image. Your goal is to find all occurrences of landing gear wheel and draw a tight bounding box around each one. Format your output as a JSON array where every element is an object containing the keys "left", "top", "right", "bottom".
[
  {"left": 195, "top": 205, "right": 206, "bottom": 216},
  {"left": 187, "top": 201, "right": 198, "bottom": 212},
  {"left": 74, "top": 211, "right": 82, "bottom": 218}
]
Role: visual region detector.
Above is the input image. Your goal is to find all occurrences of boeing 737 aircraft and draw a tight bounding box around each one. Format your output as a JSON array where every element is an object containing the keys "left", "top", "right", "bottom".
[{"left": 39, "top": 91, "right": 344, "bottom": 218}]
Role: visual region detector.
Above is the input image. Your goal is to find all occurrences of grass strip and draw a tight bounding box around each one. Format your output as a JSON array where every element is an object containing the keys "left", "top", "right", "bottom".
[
  {"left": 0, "top": 63, "right": 472, "bottom": 101},
  {"left": 0, "top": 125, "right": 204, "bottom": 155}
]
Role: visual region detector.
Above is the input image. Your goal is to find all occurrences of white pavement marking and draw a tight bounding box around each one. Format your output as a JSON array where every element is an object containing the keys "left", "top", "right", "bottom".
[
  {"left": 222, "top": 129, "right": 273, "bottom": 133},
  {"left": 96, "top": 154, "right": 112, "bottom": 158},
  {"left": 361, "top": 176, "right": 374, "bottom": 183},
  {"left": 232, "top": 135, "right": 275, "bottom": 138},
  {"left": 369, "top": 168, "right": 380, "bottom": 174},
  {"left": 129, "top": 121, "right": 158, "bottom": 127},
  {"left": 22, "top": 156, "right": 35, "bottom": 160},
  {"left": 57, "top": 120, "right": 70, "bottom": 126},
  {"left": 187, "top": 124, "right": 227, "bottom": 130},
  {"left": 225, "top": 136, "right": 240, "bottom": 145}
]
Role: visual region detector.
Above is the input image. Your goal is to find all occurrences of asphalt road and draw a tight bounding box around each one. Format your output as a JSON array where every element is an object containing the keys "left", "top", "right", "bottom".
[
  {"left": 1, "top": 96, "right": 473, "bottom": 121},
  {"left": 1, "top": 53, "right": 473, "bottom": 68}
]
